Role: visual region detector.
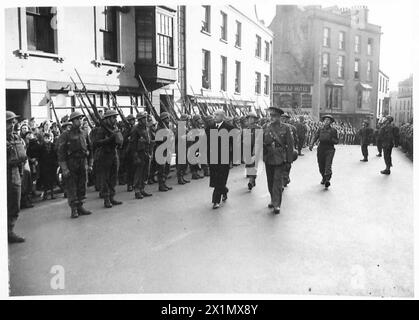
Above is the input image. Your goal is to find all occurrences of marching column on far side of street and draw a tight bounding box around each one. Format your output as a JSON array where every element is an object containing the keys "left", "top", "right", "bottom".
[
  {"left": 378, "top": 115, "right": 400, "bottom": 175},
  {"left": 57, "top": 111, "right": 92, "bottom": 219},
  {"left": 262, "top": 106, "right": 294, "bottom": 215},
  {"left": 309, "top": 115, "right": 339, "bottom": 189},
  {"left": 90, "top": 109, "right": 124, "bottom": 208}
]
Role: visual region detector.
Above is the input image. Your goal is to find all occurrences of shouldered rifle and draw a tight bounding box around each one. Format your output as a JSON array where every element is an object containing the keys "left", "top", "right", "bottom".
[
  {"left": 176, "top": 82, "right": 190, "bottom": 115},
  {"left": 70, "top": 76, "right": 99, "bottom": 126},
  {"left": 108, "top": 91, "right": 131, "bottom": 128},
  {"left": 189, "top": 86, "right": 208, "bottom": 117},
  {"left": 128, "top": 93, "right": 141, "bottom": 114},
  {"left": 47, "top": 94, "right": 63, "bottom": 133},
  {"left": 137, "top": 73, "right": 167, "bottom": 129}
]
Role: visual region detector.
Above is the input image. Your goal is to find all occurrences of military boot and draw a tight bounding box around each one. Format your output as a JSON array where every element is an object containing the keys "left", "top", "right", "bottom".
[
  {"left": 104, "top": 197, "right": 113, "bottom": 208},
  {"left": 71, "top": 206, "right": 79, "bottom": 218},
  {"left": 110, "top": 197, "right": 123, "bottom": 205},
  {"left": 78, "top": 205, "right": 92, "bottom": 216},
  {"left": 164, "top": 184, "right": 173, "bottom": 190},
  {"left": 8, "top": 232, "right": 25, "bottom": 243},
  {"left": 380, "top": 169, "right": 391, "bottom": 175},
  {"left": 135, "top": 192, "right": 144, "bottom": 199},
  {"left": 182, "top": 176, "right": 190, "bottom": 183},
  {"left": 141, "top": 190, "right": 152, "bottom": 197},
  {"left": 178, "top": 176, "right": 186, "bottom": 185}
]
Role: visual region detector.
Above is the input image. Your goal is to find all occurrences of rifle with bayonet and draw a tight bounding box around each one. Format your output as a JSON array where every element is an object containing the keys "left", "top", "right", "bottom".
[
  {"left": 189, "top": 86, "right": 208, "bottom": 117},
  {"left": 70, "top": 76, "right": 99, "bottom": 126}
]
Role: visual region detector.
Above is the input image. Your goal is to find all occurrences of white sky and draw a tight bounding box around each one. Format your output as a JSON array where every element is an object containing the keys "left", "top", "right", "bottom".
[{"left": 238, "top": 0, "right": 415, "bottom": 91}]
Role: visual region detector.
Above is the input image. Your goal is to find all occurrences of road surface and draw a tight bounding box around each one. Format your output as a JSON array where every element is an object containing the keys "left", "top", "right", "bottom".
[{"left": 8, "top": 145, "right": 414, "bottom": 297}]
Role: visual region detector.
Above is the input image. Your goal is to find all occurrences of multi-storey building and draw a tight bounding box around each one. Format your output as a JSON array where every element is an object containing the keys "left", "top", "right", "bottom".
[
  {"left": 377, "top": 70, "right": 390, "bottom": 119},
  {"left": 270, "top": 5, "right": 381, "bottom": 127},
  {"left": 5, "top": 6, "right": 178, "bottom": 122},
  {"left": 389, "top": 75, "right": 413, "bottom": 126},
  {"left": 166, "top": 5, "right": 273, "bottom": 116}
]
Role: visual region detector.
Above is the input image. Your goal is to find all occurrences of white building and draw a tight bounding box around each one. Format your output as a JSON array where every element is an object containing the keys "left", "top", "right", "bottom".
[
  {"left": 164, "top": 5, "right": 273, "bottom": 116},
  {"left": 389, "top": 75, "right": 413, "bottom": 126},
  {"left": 376, "top": 70, "right": 389, "bottom": 119}
]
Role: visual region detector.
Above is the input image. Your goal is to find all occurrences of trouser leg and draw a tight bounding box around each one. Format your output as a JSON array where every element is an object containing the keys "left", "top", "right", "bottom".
[
  {"left": 133, "top": 162, "right": 146, "bottom": 193},
  {"left": 323, "top": 149, "right": 335, "bottom": 181},
  {"left": 271, "top": 166, "right": 284, "bottom": 208},
  {"left": 317, "top": 150, "right": 326, "bottom": 178},
  {"left": 361, "top": 144, "right": 368, "bottom": 159},
  {"left": 212, "top": 188, "right": 222, "bottom": 204},
  {"left": 7, "top": 167, "right": 21, "bottom": 235},
  {"left": 377, "top": 140, "right": 383, "bottom": 154},
  {"left": 384, "top": 147, "right": 393, "bottom": 169}
]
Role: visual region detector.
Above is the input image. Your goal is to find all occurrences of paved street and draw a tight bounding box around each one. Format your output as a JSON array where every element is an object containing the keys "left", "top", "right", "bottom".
[{"left": 9, "top": 145, "right": 413, "bottom": 297}]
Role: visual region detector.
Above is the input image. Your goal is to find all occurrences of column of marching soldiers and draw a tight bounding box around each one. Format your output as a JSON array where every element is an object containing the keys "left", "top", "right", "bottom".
[{"left": 6, "top": 72, "right": 412, "bottom": 244}]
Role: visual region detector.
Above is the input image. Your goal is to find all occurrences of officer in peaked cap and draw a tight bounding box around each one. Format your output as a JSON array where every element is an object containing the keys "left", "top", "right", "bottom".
[
  {"left": 90, "top": 108, "right": 124, "bottom": 208},
  {"left": 57, "top": 109, "right": 92, "bottom": 219},
  {"left": 378, "top": 114, "right": 400, "bottom": 175},
  {"left": 263, "top": 105, "right": 294, "bottom": 214}
]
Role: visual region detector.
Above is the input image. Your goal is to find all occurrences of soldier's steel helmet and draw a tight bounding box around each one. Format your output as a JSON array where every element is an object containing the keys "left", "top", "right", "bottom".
[
  {"left": 136, "top": 112, "right": 148, "bottom": 120},
  {"left": 62, "top": 122, "right": 72, "bottom": 128},
  {"left": 126, "top": 114, "right": 135, "bottom": 121},
  {"left": 386, "top": 115, "right": 394, "bottom": 123},
  {"left": 179, "top": 113, "right": 189, "bottom": 121},
  {"left": 103, "top": 109, "right": 119, "bottom": 119},
  {"left": 160, "top": 112, "right": 170, "bottom": 120},
  {"left": 6, "top": 110, "right": 20, "bottom": 121},
  {"left": 321, "top": 114, "right": 335, "bottom": 123},
  {"left": 192, "top": 114, "right": 202, "bottom": 122},
  {"left": 69, "top": 111, "right": 84, "bottom": 121}
]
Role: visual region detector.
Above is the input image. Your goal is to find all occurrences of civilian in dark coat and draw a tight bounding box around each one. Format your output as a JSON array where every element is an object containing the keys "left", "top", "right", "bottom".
[
  {"left": 208, "top": 110, "right": 235, "bottom": 209},
  {"left": 37, "top": 133, "right": 58, "bottom": 199}
]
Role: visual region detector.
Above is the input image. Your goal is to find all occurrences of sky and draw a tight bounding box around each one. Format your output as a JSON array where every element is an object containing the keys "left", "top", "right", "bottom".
[{"left": 238, "top": 0, "right": 415, "bottom": 91}]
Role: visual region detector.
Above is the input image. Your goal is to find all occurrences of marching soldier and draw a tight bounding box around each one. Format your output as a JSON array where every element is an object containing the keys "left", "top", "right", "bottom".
[
  {"left": 357, "top": 120, "right": 374, "bottom": 162},
  {"left": 6, "top": 110, "right": 27, "bottom": 243},
  {"left": 156, "top": 112, "right": 173, "bottom": 192},
  {"left": 91, "top": 109, "right": 124, "bottom": 208},
  {"left": 122, "top": 114, "right": 136, "bottom": 192},
  {"left": 309, "top": 115, "right": 339, "bottom": 189},
  {"left": 129, "top": 112, "right": 153, "bottom": 199},
  {"left": 244, "top": 112, "right": 261, "bottom": 191},
  {"left": 378, "top": 115, "right": 400, "bottom": 175},
  {"left": 295, "top": 116, "right": 307, "bottom": 156},
  {"left": 280, "top": 113, "right": 298, "bottom": 188},
  {"left": 375, "top": 120, "right": 384, "bottom": 157},
  {"left": 57, "top": 111, "right": 92, "bottom": 219},
  {"left": 263, "top": 106, "right": 294, "bottom": 215}
]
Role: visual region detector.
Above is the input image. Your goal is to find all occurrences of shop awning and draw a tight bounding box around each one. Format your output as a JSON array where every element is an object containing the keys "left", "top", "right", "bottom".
[
  {"left": 356, "top": 83, "right": 373, "bottom": 90},
  {"left": 325, "top": 80, "right": 344, "bottom": 87}
]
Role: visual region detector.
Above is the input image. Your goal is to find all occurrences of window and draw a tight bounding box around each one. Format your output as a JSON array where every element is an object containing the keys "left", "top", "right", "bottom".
[
  {"left": 326, "top": 85, "right": 343, "bottom": 109},
  {"left": 99, "top": 7, "right": 118, "bottom": 62},
  {"left": 265, "top": 41, "right": 270, "bottom": 62},
  {"left": 136, "top": 9, "right": 153, "bottom": 62},
  {"left": 367, "top": 61, "right": 372, "bottom": 82},
  {"left": 354, "top": 59, "right": 360, "bottom": 79},
  {"left": 264, "top": 75, "right": 270, "bottom": 95},
  {"left": 235, "top": 21, "right": 241, "bottom": 47},
  {"left": 337, "top": 55, "right": 345, "bottom": 78},
  {"left": 220, "top": 11, "right": 227, "bottom": 41},
  {"left": 367, "top": 38, "right": 373, "bottom": 55},
  {"left": 220, "top": 56, "right": 227, "bottom": 91},
  {"left": 202, "top": 50, "right": 211, "bottom": 89},
  {"left": 26, "top": 7, "right": 57, "bottom": 53},
  {"left": 255, "top": 35, "right": 261, "bottom": 57},
  {"left": 201, "top": 6, "right": 211, "bottom": 33},
  {"left": 322, "top": 53, "right": 329, "bottom": 77},
  {"left": 357, "top": 88, "right": 370, "bottom": 109},
  {"left": 235, "top": 61, "right": 241, "bottom": 93},
  {"left": 338, "top": 31, "right": 345, "bottom": 50},
  {"left": 255, "top": 72, "right": 261, "bottom": 94},
  {"left": 157, "top": 13, "right": 174, "bottom": 66},
  {"left": 355, "top": 35, "right": 361, "bottom": 53},
  {"left": 323, "top": 27, "right": 330, "bottom": 47}
]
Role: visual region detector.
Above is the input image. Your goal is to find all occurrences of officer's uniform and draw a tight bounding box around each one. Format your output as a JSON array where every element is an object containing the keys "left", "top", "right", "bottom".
[
  {"left": 357, "top": 121, "right": 374, "bottom": 161},
  {"left": 378, "top": 116, "right": 400, "bottom": 174},
  {"left": 129, "top": 112, "right": 153, "bottom": 199},
  {"left": 6, "top": 111, "right": 27, "bottom": 243},
  {"left": 91, "top": 110, "right": 123, "bottom": 207},
  {"left": 57, "top": 111, "right": 92, "bottom": 218},
  {"left": 310, "top": 115, "right": 339, "bottom": 187},
  {"left": 263, "top": 107, "right": 294, "bottom": 214}
]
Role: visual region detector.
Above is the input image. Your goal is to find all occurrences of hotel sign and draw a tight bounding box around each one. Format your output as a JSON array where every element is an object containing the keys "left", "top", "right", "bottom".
[{"left": 273, "top": 84, "right": 311, "bottom": 93}]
